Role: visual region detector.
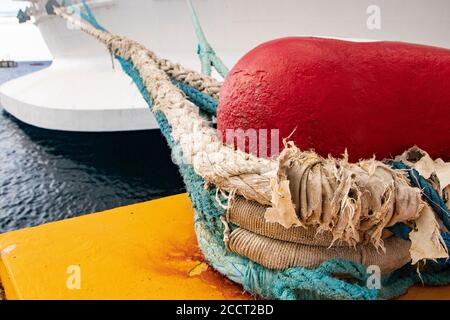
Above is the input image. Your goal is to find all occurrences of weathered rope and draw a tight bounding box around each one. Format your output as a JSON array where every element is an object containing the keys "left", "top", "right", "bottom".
[
  {"left": 228, "top": 196, "right": 398, "bottom": 246},
  {"left": 54, "top": 5, "right": 450, "bottom": 254},
  {"left": 226, "top": 227, "right": 411, "bottom": 272},
  {"left": 111, "top": 49, "right": 387, "bottom": 300},
  {"left": 53, "top": 4, "right": 450, "bottom": 299},
  {"left": 266, "top": 146, "right": 427, "bottom": 249}
]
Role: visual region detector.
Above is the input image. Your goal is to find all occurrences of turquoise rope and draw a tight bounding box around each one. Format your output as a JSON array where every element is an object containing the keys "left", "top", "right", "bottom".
[
  {"left": 79, "top": 0, "right": 108, "bottom": 32},
  {"left": 186, "top": 0, "right": 229, "bottom": 78},
  {"left": 71, "top": 4, "right": 450, "bottom": 299},
  {"left": 388, "top": 161, "right": 450, "bottom": 266},
  {"left": 59, "top": 0, "right": 108, "bottom": 32},
  {"left": 390, "top": 161, "right": 450, "bottom": 230},
  {"left": 173, "top": 81, "right": 218, "bottom": 114}
]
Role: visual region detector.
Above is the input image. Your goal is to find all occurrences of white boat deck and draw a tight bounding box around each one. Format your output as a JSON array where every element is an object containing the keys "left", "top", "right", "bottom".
[{"left": 0, "top": 59, "right": 158, "bottom": 131}]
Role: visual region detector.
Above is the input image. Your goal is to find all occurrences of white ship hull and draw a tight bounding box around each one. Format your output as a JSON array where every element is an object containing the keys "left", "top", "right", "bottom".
[{"left": 1, "top": 0, "right": 449, "bottom": 132}]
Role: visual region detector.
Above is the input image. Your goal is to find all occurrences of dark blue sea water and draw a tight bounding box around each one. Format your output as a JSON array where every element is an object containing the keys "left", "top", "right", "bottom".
[{"left": 0, "top": 62, "right": 184, "bottom": 232}]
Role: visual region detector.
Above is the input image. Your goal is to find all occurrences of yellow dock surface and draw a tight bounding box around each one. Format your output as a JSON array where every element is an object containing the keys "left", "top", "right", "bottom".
[
  {"left": 0, "top": 194, "right": 250, "bottom": 300},
  {"left": 0, "top": 193, "right": 448, "bottom": 300}
]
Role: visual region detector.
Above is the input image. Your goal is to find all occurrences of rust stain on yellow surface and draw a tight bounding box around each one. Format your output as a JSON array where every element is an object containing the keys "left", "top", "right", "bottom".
[{"left": 0, "top": 192, "right": 448, "bottom": 300}]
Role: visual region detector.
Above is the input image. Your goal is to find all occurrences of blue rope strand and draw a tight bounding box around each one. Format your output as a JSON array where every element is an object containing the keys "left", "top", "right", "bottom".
[
  {"left": 186, "top": 0, "right": 229, "bottom": 78},
  {"left": 388, "top": 161, "right": 450, "bottom": 266},
  {"left": 173, "top": 81, "right": 217, "bottom": 114},
  {"left": 390, "top": 161, "right": 450, "bottom": 230},
  {"left": 79, "top": 0, "right": 108, "bottom": 31}
]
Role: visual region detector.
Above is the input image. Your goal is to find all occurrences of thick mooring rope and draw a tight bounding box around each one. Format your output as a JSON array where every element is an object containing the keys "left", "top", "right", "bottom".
[
  {"left": 52, "top": 3, "right": 450, "bottom": 299},
  {"left": 53, "top": 6, "right": 450, "bottom": 254}
]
